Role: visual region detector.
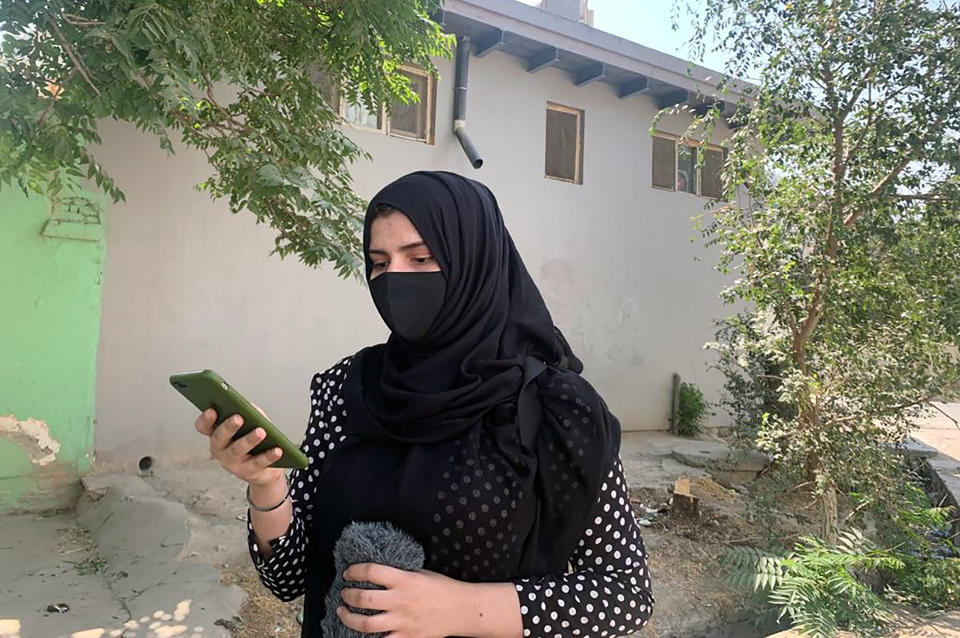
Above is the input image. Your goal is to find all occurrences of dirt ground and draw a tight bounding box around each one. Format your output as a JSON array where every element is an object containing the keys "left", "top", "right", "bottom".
[
  {"left": 630, "top": 477, "right": 784, "bottom": 638},
  {"left": 219, "top": 560, "right": 302, "bottom": 637}
]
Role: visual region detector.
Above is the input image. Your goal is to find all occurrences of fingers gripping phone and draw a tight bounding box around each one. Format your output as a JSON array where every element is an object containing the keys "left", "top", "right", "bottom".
[{"left": 169, "top": 369, "right": 309, "bottom": 470}]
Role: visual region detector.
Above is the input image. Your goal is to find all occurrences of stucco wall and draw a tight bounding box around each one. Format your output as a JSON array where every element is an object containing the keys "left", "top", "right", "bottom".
[
  {"left": 0, "top": 189, "right": 103, "bottom": 511},
  {"left": 93, "top": 50, "right": 732, "bottom": 472}
]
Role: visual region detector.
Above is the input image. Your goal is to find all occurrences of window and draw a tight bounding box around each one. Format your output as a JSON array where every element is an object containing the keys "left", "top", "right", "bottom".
[
  {"left": 651, "top": 132, "right": 725, "bottom": 198},
  {"left": 388, "top": 69, "right": 430, "bottom": 140},
  {"left": 651, "top": 136, "right": 676, "bottom": 190},
  {"left": 339, "top": 66, "right": 435, "bottom": 143},
  {"left": 545, "top": 103, "right": 584, "bottom": 184},
  {"left": 343, "top": 101, "right": 382, "bottom": 131},
  {"left": 700, "top": 147, "right": 725, "bottom": 199}
]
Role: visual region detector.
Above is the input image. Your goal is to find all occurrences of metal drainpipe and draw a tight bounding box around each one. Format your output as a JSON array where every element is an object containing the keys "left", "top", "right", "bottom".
[
  {"left": 453, "top": 35, "right": 484, "bottom": 169},
  {"left": 670, "top": 372, "right": 681, "bottom": 435}
]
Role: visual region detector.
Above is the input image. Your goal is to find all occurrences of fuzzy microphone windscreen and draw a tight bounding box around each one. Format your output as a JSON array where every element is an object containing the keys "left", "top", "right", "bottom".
[{"left": 320, "top": 521, "right": 426, "bottom": 638}]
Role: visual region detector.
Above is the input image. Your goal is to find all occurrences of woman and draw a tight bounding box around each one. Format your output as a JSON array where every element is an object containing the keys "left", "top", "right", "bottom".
[{"left": 194, "top": 171, "right": 654, "bottom": 637}]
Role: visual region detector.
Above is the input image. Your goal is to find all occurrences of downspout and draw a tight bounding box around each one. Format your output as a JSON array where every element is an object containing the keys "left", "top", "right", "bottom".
[{"left": 453, "top": 35, "right": 484, "bottom": 169}]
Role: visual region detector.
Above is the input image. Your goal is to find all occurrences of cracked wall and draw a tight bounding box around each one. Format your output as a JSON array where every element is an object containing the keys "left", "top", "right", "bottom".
[{"left": 0, "top": 416, "right": 61, "bottom": 466}]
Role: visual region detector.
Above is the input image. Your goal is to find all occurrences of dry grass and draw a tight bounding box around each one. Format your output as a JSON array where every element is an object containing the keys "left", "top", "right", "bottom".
[{"left": 220, "top": 560, "right": 303, "bottom": 637}]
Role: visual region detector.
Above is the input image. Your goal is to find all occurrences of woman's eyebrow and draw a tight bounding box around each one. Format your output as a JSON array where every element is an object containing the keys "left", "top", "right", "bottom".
[{"left": 368, "top": 242, "right": 430, "bottom": 255}]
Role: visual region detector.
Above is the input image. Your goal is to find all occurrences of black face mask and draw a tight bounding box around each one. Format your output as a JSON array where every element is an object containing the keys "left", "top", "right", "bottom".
[{"left": 369, "top": 271, "right": 446, "bottom": 343}]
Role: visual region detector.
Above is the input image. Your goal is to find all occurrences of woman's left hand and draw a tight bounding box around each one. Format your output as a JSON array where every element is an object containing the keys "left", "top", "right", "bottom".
[{"left": 337, "top": 564, "right": 470, "bottom": 637}]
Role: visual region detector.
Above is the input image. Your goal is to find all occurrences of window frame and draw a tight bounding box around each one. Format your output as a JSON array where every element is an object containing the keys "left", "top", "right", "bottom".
[
  {"left": 544, "top": 102, "right": 584, "bottom": 185},
  {"left": 337, "top": 65, "right": 435, "bottom": 144},
  {"left": 386, "top": 66, "right": 435, "bottom": 144},
  {"left": 651, "top": 133, "right": 678, "bottom": 192},
  {"left": 651, "top": 132, "right": 726, "bottom": 199}
]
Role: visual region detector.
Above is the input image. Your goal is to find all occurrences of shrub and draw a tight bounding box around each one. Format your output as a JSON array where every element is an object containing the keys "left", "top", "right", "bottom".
[{"left": 676, "top": 381, "right": 709, "bottom": 437}]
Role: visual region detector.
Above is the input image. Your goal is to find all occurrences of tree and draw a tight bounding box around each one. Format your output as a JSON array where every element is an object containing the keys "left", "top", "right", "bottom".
[
  {"left": 676, "top": 0, "right": 960, "bottom": 542},
  {"left": 0, "top": 0, "right": 451, "bottom": 277}
]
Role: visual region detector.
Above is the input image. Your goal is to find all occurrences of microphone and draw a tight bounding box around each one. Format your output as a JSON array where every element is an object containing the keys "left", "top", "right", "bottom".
[{"left": 321, "top": 521, "right": 426, "bottom": 638}]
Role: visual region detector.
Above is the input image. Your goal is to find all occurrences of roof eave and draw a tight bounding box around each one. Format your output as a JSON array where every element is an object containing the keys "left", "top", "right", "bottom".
[{"left": 441, "top": 0, "right": 754, "bottom": 106}]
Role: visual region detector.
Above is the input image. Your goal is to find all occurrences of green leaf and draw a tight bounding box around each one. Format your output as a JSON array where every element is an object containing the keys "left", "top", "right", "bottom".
[{"left": 4, "top": 0, "right": 451, "bottom": 279}]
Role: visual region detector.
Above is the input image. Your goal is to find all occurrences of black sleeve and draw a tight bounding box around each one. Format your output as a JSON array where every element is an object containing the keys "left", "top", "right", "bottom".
[{"left": 512, "top": 455, "right": 654, "bottom": 637}]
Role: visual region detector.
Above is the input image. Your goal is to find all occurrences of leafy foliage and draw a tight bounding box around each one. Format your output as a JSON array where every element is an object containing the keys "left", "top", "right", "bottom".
[
  {"left": 726, "top": 480, "right": 960, "bottom": 637},
  {"left": 873, "top": 483, "right": 960, "bottom": 610},
  {"left": 710, "top": 313, "right": 797, "bottom": 444},
  {"left": 0, "top": 0, "right": 452, "bottom": 277},
  {"left": 726, "top": 529, "right": 899, "bottom": 637},
  {"left": 676, "top": 380, "right": 710, "bottom": 436},
  {"left": 675, "top": 0, "right": 960, "bottom": 540}
]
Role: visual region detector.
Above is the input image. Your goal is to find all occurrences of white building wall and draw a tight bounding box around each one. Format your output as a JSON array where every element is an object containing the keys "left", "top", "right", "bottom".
[{"left": 93, "top": 50, "right": 733, "bottom": 472}]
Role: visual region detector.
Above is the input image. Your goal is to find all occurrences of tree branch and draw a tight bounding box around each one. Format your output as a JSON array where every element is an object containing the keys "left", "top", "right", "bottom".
[
  {"left": 839, "top": 99, "right": 876, "bottom": 176},
  {"left": 794, "top": 80, "right": 845, "bottom": 366},
  {"left": 200, "top": 72, "right": 254, "bottom": 135},
  {"left": 894, "top": 193, "right": 958, "bottom": 202},
  {"left": 930, "top": 403, "right": 960, "bottom": 429},
  {"left": 843, "top": 113, "right": 949, "bottom": 228},
  {"left": 824, "top": 395, "right": 936, "bottom": 427},
  {"left": 45, "top": 12, "right": 101, "bottom": 96},
  {"left": 62, "top": 13, "right": 104, "bottom": 27}
]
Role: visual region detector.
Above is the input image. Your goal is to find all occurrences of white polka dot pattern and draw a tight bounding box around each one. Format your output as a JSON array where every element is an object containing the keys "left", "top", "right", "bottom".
[
  {"left": 513, "top": 457, "right": 654, "bottom": 637},
  {"left": 246, "top": 357, "right": 655, "bottom": 633}
]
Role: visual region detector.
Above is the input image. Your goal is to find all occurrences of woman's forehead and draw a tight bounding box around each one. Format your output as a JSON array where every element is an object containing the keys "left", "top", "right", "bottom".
[{"left": 368, "top": 211, "right": 429, "bottom": 250}]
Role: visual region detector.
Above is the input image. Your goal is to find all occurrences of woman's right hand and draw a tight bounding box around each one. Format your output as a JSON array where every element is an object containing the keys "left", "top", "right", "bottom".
[{"left": 194, "top": 408, "right": 285, "bottom": 488}]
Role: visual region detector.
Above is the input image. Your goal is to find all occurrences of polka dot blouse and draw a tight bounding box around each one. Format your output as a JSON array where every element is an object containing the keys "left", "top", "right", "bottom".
[{"left": 247, "top": 358, "right": 654, "bottom": 637}]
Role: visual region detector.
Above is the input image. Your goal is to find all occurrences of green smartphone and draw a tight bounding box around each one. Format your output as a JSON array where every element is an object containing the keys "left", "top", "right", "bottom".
[{"left": 169, "top": 369, "right": 309, "bottom": 470}]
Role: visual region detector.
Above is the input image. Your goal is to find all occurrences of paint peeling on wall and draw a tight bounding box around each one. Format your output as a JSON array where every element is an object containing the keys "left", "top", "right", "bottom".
[{"left": 0, "top": 415, "right": 61, "bottom": 465}]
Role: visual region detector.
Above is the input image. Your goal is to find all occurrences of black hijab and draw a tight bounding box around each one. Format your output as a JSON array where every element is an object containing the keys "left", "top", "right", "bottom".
[
  {"left": 305, "top": 171, "right": 620, "bottom": 635},
  {"left": 351, "top": 171, "right": 580, "bottom": 441}
]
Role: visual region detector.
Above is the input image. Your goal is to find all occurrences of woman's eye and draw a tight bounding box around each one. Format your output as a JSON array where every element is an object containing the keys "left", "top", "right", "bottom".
[
  {"left": 371, "top": 262, "right": 387, "bottom": 270},
  {"left": 413, "top": 257, "right": 436, "bottom": 265}
]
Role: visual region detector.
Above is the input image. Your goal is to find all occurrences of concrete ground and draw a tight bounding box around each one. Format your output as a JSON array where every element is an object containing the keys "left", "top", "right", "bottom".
[
  {"left": 911, "top": 402, "right": 960, "bottom": 462},
  {"left": 619, "top": 430, "right": 769, "bottom": 493},
  {"left": 0, "top": 473, "right": 244, "bottom": 638},
  {"left": 1, "top": 414, "right": 957, "bottom": 638},
  {"left": 0, "top": 512, "right": 128, "bottom": 638},
  {"left": 620, "top": 431, "right": 710, "bottom": 491}
]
